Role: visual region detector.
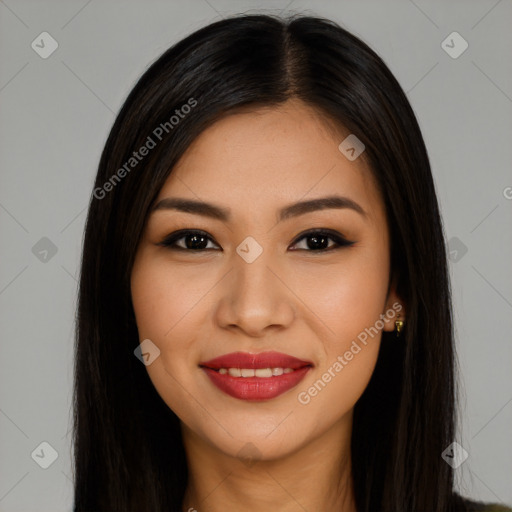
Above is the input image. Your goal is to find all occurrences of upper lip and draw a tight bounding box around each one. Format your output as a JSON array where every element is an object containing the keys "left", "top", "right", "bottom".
[{"left": 199, "top": 351, "right": 313, "bottom": 370}]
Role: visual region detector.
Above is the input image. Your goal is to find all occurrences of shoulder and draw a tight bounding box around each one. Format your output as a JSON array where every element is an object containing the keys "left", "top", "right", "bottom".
[
  {"left": 481, "top": 505, "right": 512, "bottom": 512},
  {"left": 469, "top": 500, "right": 512, "bottom": 512},
  {"left": 454, "top": 494, "right": 512, "bottom": 512}
]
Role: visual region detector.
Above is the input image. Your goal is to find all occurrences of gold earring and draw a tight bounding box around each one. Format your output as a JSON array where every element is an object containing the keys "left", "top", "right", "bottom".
[{"left": 395, "top": 314, "right": 404, "bottom": 337}]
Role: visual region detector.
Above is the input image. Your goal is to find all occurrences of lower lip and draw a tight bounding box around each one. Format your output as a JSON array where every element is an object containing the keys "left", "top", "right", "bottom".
[{"left": 202, "top": 367, "right": 311, "bottom": 401}]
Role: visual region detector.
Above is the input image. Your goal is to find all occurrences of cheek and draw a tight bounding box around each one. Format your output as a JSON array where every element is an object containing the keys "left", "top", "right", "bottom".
[
  {"left": 292, "top": 249, "right": 389, "bottom": 344},
  {"left": 131, "top": 256, "right": 206, "bottom": 421},
  {"left": 293, "top": 243, "right": 389, "bottom": 413},
  {"left": 130, "top": 255, "right": 197, "bottom": 389},
  {"left": 294, "top": 264, "right": 387, "bottom": 416},
  {"left": 131, "top": 253, "right": 208, "bottom": 343}
]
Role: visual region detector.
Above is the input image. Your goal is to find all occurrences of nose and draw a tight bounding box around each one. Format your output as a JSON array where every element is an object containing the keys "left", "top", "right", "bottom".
[{"left": 214, "top": 252, "right": 295, "bottom": 338}]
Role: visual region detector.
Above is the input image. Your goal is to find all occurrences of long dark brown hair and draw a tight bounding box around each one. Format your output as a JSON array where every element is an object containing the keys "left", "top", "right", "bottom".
[{"left": 72, "top": 13, "right": 494, "bottom": 512}]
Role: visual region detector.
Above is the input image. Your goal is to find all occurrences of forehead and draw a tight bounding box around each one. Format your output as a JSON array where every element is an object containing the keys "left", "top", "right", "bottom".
[{"left": 156, "top": 99, "right": 384, "bottom": 223}]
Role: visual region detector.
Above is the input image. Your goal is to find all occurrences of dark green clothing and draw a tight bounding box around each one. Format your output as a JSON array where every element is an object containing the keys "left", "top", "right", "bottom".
[{"left": 483, "top": 503, "right": 512, "bottom": 512}]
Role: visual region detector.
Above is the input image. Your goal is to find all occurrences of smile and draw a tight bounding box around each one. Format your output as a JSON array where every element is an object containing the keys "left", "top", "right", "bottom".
[
  {"left": 218, "top": 367, "right": 294, "bottom": 377},
  {"left": 199, "top": 351, "right": 313, "bottom": 401}
]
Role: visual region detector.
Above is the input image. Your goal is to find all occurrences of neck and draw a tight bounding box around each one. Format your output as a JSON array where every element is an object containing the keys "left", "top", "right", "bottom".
[{"left": 181, "top": 416, "right": 357, "bottom": 512}]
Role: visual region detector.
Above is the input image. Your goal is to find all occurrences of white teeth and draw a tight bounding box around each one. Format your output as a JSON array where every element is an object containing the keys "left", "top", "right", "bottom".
[
  {"left": 218, "top": 367, "right": 295, "bottom": 377},
  {"left": 255, "top": 368, "right": 272, "bottom": 378}
]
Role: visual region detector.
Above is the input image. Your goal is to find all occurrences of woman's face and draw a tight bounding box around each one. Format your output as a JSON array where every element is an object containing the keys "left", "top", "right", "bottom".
[{"left": 130, "top": 98, "right": 402, "bottom": 461}]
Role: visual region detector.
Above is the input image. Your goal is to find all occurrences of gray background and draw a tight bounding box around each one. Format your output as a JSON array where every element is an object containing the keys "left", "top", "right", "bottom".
[{"left": 1, "top": 1, "right": 511, "bottom": 510}]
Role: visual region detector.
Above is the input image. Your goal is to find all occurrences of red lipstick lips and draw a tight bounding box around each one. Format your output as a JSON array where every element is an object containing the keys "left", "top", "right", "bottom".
[{"left": 199, "top": 351, "right": 312, "bottom": 401}]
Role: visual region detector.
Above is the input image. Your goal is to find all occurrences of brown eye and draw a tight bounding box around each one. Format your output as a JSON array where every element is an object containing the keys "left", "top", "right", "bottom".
[
  {"left": 158, "top": 228, "right": 355, "bottom": 253},
  {"left": 290, "top": 229, "right": 355, "bottom": 252},
  {"left": 158, "top": 230, "right": 220, "bottom": 251}
]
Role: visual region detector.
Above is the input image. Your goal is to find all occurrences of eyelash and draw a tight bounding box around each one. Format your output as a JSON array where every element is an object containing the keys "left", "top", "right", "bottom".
[{"left": 157, "top": 229, "right": 355, "bottom": 253}]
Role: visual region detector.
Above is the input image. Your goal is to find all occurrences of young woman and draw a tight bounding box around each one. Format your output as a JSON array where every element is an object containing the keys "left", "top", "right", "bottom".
[{"left": 72, "top": 13, "right": 511, "bottom": 512}]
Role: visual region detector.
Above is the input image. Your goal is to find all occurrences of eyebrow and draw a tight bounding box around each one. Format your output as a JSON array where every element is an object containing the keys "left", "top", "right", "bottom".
[{"left": 151, "top": 195, "right": 367, "bottom": 222}]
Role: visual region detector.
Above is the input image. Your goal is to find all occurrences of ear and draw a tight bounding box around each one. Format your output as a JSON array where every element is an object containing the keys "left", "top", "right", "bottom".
[{"left": 381, "top": 276, "right": 406, "bottom": 332}]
